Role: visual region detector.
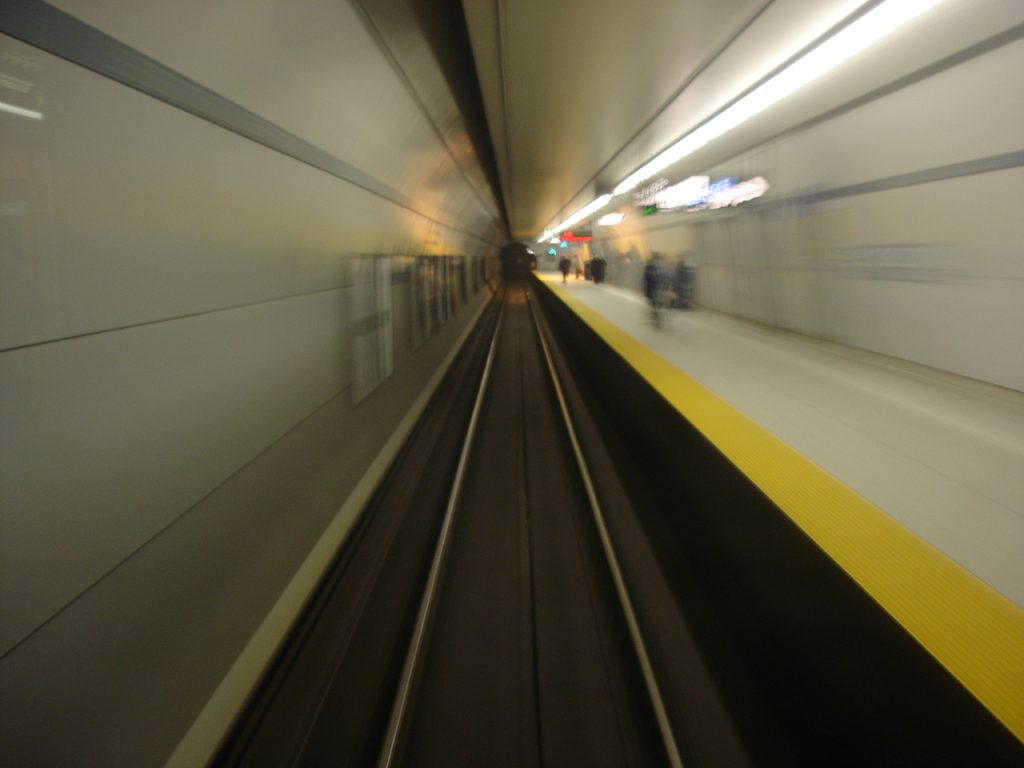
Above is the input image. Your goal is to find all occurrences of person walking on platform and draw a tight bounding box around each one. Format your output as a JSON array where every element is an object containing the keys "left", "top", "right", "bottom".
[
  {"left": 591, "top": 254, "right": 606, "bottom": 284},
  {"left": 643, "top": 255, "right": 665, "bottom": 327},
  {"left": 673, "top": 258, "right": 692, "bottom": 308},
  {"left": 558, "top": 255, "right": 570, "bottom": 283},
  {"left": 574, "top": 254, "right": 583, "bottom": 280}
]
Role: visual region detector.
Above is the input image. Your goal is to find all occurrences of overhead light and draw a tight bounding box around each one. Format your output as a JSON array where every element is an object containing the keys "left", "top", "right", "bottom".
[
  {"left": 537, "top": 194, "right": 612, "bottom": 243},
  {"left": 0, "top": 100, "right": 43, "bottom": 120},
  {"left": 597, "top": 213, "right": 624, "bottom": 226},
  {"left": 537, "top": 0, "right": 944, "bottom": 240},
  {"left": 614, "top": 0, "right": 944, "bottom": 195}
]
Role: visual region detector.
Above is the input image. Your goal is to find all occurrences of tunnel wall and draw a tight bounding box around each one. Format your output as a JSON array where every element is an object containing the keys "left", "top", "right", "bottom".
[
  {"left": 593, "top": 31, "right": 1024, "bottom": 392},
  {"left": 0, "top": 2, "right": 502, "bottom": 764}
]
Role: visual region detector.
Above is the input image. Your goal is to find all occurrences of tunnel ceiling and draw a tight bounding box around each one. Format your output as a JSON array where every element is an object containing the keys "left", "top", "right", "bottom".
[
  {"left": 461, "top": 0, "right": 772, "bottom": 239},
  {"left": 459, "top": 0, "right": 1019, "bottom": 243}
]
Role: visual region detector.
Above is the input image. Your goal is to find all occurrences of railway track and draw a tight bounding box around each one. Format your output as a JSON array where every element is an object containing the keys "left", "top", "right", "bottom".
[
  {"left": 217, "top": 283, "right": 705, "bottom": 767},
  {"left": 217, "top": 279, "right": 1023, "bottom": 767},
  {"left": 376, "top": 284, "right": 680, "bottom": 767}
]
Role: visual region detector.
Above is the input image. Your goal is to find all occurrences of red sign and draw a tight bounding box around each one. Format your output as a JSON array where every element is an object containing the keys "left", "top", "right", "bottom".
[{"left": 561, "top": 231, "right": 592, "bottom": 242}]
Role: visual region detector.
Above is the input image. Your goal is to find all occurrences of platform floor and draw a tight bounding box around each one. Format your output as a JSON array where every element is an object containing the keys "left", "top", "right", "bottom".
[{"left": 539, "top": 273, "right": 1024, "bottom": 610}]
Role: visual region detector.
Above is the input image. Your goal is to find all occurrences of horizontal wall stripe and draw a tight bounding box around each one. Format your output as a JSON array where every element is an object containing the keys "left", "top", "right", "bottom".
[
  {"left": 592, "top": 149, "right": 1024, "bottom": 243},
  {"left": 0, "top": 253, "right": 479, "bottom": 355},
  {"left": 773, "top": 149, "right": 1024, "bottom": 209},
  {"left": 0, "top": 0, "right": 500, "bottom": 244},
  {"left": 0, "top": 284, "right": 354, "bottom": 355},
  {"left": 544, "top": 278, "right": 1024, "bottom": 743},
  {"left": 572, "top": 21, "right": 1024, "bottom": 242},
  {"left": 765, "top": 21, "right": 1024, "bottom": 153},
  {"left": 1, "top": 281, "right": 490, "bottom": 661}
]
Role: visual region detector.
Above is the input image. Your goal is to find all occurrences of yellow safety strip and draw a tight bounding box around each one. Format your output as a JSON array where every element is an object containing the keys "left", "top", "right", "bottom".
[{"left": 545, "top": 280, "right": 1024, "bottom": 743}]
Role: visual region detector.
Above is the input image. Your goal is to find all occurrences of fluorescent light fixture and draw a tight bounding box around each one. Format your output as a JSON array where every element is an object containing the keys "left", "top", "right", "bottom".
[
  {"left": 614, "top": 0, "right": 944, "bottom": 195},
  {"left": 597, "top": 213, "right": 624, "bottom": 226},
  {"left": 536, "top": 0, "right": 944, "bottom": 241},
  {"left": 536, "top": 193, "right": 612, "bottom": 242},
  {"left": 0, "top": 100, "right": 43, "bottom": 120}
]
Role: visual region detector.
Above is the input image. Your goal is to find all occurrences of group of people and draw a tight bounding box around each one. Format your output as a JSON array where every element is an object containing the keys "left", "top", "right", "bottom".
[
  {"left": 555, "top": 251, "right": 690, "bottom": 329},
  {"left": 557, "top": 253, "right": 607, "bottom": 284},
  {"left": 643, "top": 255, "right": 692, "bottom": 326}
]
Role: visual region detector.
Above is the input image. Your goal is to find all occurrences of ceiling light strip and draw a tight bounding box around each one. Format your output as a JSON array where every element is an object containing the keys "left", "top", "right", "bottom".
[
  {"left": 0, "top": 100, "right": 43, "bottom": 120},
  {"left": 538, "top": 194, "right": 611, "bottom": 242},
  {"left": 536, "top": 0, "right": 944, "bottom": 241}
]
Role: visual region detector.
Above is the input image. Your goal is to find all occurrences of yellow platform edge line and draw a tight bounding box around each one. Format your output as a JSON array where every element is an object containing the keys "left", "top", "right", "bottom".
[{"left": 546, "top": 282, "right": 1024, "bottom": 743}]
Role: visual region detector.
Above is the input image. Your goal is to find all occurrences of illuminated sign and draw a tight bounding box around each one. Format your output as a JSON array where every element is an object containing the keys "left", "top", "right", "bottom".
[
  {"left": 561, "top": 231, "right": 592, "bottom": 242},
  {"left": 636, "top": 175, "right": 769, "bottom": 212},
  {"left": 634, "top": 178, "right": 669, "bottom": 207},
  {"left": 709, "top": 176, "right": 769, "bottom": 207},
  {"left": 656, "top": 176, "right": 711, "bottom": 210}
]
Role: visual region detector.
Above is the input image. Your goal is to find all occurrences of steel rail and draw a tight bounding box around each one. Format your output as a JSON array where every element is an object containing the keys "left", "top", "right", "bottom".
[
  {"left": 376, "top": 299, "right": 506, "bottom": 768},
  {"left": 526, "top": 288, "right": 685, "bottom": 768}
]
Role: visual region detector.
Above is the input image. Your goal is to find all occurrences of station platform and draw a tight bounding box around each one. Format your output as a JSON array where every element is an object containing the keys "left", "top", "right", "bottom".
[{"left": 537, "top": 271, "right": 1024, "bottom": 742}]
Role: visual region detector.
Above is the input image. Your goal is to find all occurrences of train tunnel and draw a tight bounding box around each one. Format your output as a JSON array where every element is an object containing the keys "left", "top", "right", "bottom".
[{"left": 1, "top": 1, "right": 1023, "bottom": 765}]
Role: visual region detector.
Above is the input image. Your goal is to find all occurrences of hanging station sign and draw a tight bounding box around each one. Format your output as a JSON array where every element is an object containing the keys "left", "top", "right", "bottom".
[{"left": 635, "top": 175, "right": 769, "bottom": 213}]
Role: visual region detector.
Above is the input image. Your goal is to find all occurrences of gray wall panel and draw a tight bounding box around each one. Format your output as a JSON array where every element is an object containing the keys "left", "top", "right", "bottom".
[
  {"left": 0, "top": 291, "right": 490, "bottom": 766},
  {"left": 0, "top": 2, "right": 502, "bottom": 761},
  {"left": 0, "top": 33, "right": 490, "bottom": 350},
  {"left": 1, "top": 287, "right": 357, "bottom": 652},
  {"left": 46, "top": 0, "right": 501, "bottom": 227}
]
